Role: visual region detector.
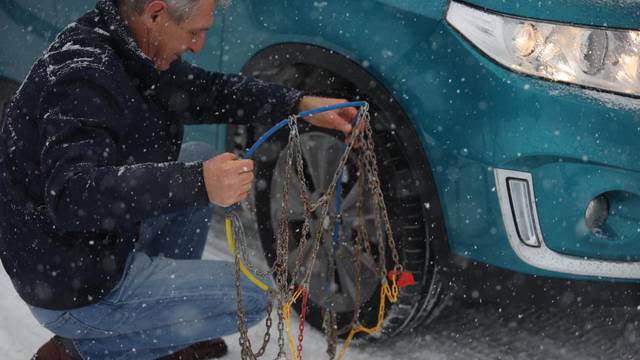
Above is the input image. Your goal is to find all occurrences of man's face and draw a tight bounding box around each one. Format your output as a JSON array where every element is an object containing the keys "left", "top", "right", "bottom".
[{"left": 148, "top": 0, "right": 217, "bottom": 70}]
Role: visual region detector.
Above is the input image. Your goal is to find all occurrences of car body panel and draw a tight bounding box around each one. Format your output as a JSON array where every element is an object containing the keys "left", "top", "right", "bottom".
[
  {"left": 220, "top": 0, "right": 640, "bottom": 281},
  {"left": 0, "top": 0, "right": 60, "bottom": 82},
  {"left": 2, "top": 0, "right": 640, "bottom": 281}
]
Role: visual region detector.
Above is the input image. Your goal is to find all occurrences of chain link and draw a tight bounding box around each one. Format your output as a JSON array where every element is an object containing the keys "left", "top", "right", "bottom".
[
  {"left": 232, "top": 211, "right": 278, "bottom": 278},
  {"left": 233, "top": 235, "right": 275, "bottom": 359},
  {"left": 296, "top": 287, "right": 309, "bottom": 360},
  {"left": 276, "top": 302, "right": 287, "bottom": 359}
]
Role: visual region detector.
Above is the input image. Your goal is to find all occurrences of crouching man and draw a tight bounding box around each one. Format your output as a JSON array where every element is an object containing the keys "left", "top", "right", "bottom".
[{"left": 0, "top": 0, "right": 356, "bottom": 358}]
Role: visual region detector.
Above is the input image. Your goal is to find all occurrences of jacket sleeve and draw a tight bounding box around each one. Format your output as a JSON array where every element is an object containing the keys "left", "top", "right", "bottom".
[
  {"left": 40, "top": 72, "right": 209, "bottom": 233},
  {"left": 157, "top": 59, "right": 305, "bottom": 126}
]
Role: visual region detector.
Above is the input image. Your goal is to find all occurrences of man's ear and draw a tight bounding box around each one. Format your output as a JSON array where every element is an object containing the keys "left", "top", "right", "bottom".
[{"left": 142, "top": 0, "right": 168, "bottom": 26}]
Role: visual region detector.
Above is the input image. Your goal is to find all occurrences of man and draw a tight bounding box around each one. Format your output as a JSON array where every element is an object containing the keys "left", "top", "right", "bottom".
[{"left": 0, "top": 0, "right": 357, "bottom": 358}]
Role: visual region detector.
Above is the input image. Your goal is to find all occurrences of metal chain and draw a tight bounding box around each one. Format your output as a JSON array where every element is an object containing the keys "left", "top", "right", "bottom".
[
  {"left": 276, "top": 300, "right": 287, "bottom": 360},
  {"left": 323, "top": 218, "right": 339, "bottom": 356},
  {"left": 233, "top": 250, "right": 255, "bottom": 360},
  {"left": 350, "top": 163, "right": 365, "bottom": 323},
  {"left": 233, "top": 240, "right": 274, "bottom": 359},
  {"left": 229, "top": 104, "right": 405, "bottom": 359},
  {"left": 232, "top": 211, "right": 278, "bottom": 277},
  {"left": 357, "top": 154, "right": 380, "bottom": 278},
  {"left": 258, "top": 296, "right": 273, "bottom": 358},
  {"left": 286, "top": 116, "right": 315, "bottom": 287},
  {"left": 362, "top": 115, "right": 403, "bottom": 274},
  {"left": 296, "top": 287, "right": 309, "bottom": 360}
]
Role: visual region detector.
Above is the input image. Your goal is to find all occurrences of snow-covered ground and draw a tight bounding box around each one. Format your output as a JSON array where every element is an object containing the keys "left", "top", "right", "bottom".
[
  {"left": 2, "top": 210, "right": 640, "bottom": 359},
  {"left": 0, "top": 267, "right": 51, "bottom": 359},
  {"left": 0, "top": 211, "right": 438, "bottom": 360}
]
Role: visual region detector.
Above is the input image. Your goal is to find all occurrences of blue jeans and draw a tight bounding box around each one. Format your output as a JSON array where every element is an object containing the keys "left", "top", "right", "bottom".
[{"left": 30, "top": 142, "right": 268, "bottom": 359}]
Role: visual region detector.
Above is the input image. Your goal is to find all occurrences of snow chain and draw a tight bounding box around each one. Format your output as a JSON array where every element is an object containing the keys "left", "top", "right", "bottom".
[{"left": 225, "top": 102, "right": 414, "bottom": 359}]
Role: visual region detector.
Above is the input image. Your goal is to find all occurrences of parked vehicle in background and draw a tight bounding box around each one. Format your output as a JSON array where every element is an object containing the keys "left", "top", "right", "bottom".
[{"left": 2, "top": 0, "right": 639, "bottom": 340}]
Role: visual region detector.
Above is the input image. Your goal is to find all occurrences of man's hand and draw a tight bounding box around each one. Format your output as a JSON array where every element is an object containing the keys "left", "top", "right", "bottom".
[
  {"left": 202, "top": 153, "right": 254, "bottom": 207},
  {"left": 298, "top": 96, "right": 359, "bottom": 142}
]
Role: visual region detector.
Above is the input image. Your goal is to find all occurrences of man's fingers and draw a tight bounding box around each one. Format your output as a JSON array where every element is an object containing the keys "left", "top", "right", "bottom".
[
  {"left": 221, "top": 178, "right": 253, "bottom": 206},
  {"left": 234, "top": 159, "right": 254, "bottom": 173},
  {"left": 340, "top": 106, "right": 358, "bottom": 120},
  {"left": 338, "top": 117, "right": 353, "bottom": 134},
  {"left": 235, "top": 180, "right": 253, "bottom": 201},
  {"left": 321, "top": 110, "right": 353, "bottom": 134},
  {"left": 299, "top": 96, "right": 359, "bottom": 135},
  {"left": 338, "top": 107, "right": 357, "bottom": 133},
  {"left": 238, "top": 190, "right": 251, "bottom": 201},
  {"left": 238, "top": 172, "right": 254, "bottom": 185}
]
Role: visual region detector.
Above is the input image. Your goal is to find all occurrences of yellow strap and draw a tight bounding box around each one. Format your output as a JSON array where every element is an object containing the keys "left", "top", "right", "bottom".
[
  {"left": 227, "top": 214, "right": 306, "bottom": 360},
  {"left": 284, "top": 303, "right": 298, "bottom": 360},
  {"left": 225, "top": 216, "right": 269, "bottom": 292},
  {"left": 337, "top": 277, "right": 399, "bottom": 360},
  {"left": 227, "top": 213, "right": 399, "bottom": 360}
]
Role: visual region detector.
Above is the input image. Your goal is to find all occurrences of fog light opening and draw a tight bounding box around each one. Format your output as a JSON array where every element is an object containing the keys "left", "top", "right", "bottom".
[
  {"left": 585, "top": 195, "right": 609, "bottom": 238},
  {"left": 507, "top": 178, "right": 541, "bottom": 247}
]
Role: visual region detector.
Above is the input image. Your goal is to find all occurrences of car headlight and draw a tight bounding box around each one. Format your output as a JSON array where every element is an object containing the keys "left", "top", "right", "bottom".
[{"left": 446, "top": 1, "right": 640, "bottom": 97}]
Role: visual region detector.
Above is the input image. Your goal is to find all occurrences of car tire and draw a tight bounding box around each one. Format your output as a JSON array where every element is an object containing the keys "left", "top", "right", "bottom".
[{"left": 232, "top": 44, "right": 452, "bottom": 339}]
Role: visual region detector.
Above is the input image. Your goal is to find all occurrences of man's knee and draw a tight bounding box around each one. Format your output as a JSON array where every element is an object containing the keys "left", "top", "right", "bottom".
[{"left": 239, "top": 281, "right": 269, "bottom": 324}]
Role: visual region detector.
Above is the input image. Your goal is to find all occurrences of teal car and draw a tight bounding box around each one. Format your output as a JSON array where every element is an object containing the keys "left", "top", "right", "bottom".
[{"left": 2, "top": 0, "right": 640, "bottom": 340}]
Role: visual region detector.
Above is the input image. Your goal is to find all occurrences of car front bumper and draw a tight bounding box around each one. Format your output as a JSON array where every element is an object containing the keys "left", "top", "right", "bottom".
[{"left": 402, "top": 19, "right": 640, "bottom": 281}]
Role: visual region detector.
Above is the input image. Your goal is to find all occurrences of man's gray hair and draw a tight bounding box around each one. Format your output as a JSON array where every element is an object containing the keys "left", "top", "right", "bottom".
[{"left": 119, "top": 0, "right": 229, "bottom": 23}]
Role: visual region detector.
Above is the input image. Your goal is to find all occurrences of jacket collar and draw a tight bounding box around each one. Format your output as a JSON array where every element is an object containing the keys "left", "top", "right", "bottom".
[{"left": 95, "top": 0, "right": 156, "bottom": 70}]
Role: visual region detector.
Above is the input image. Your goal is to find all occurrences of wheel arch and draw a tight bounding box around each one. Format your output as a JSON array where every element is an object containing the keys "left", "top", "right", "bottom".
[{"left": 238, "top": 41, "right": 453, "bottom": 271}]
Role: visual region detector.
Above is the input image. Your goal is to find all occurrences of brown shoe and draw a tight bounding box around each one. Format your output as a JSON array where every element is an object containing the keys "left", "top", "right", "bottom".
[
  {"left": 157, "top": 338, "right": 228, "bottom": 359},
  {"left": 32, "top": 336, "right": 81, "bottom": 360}
]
